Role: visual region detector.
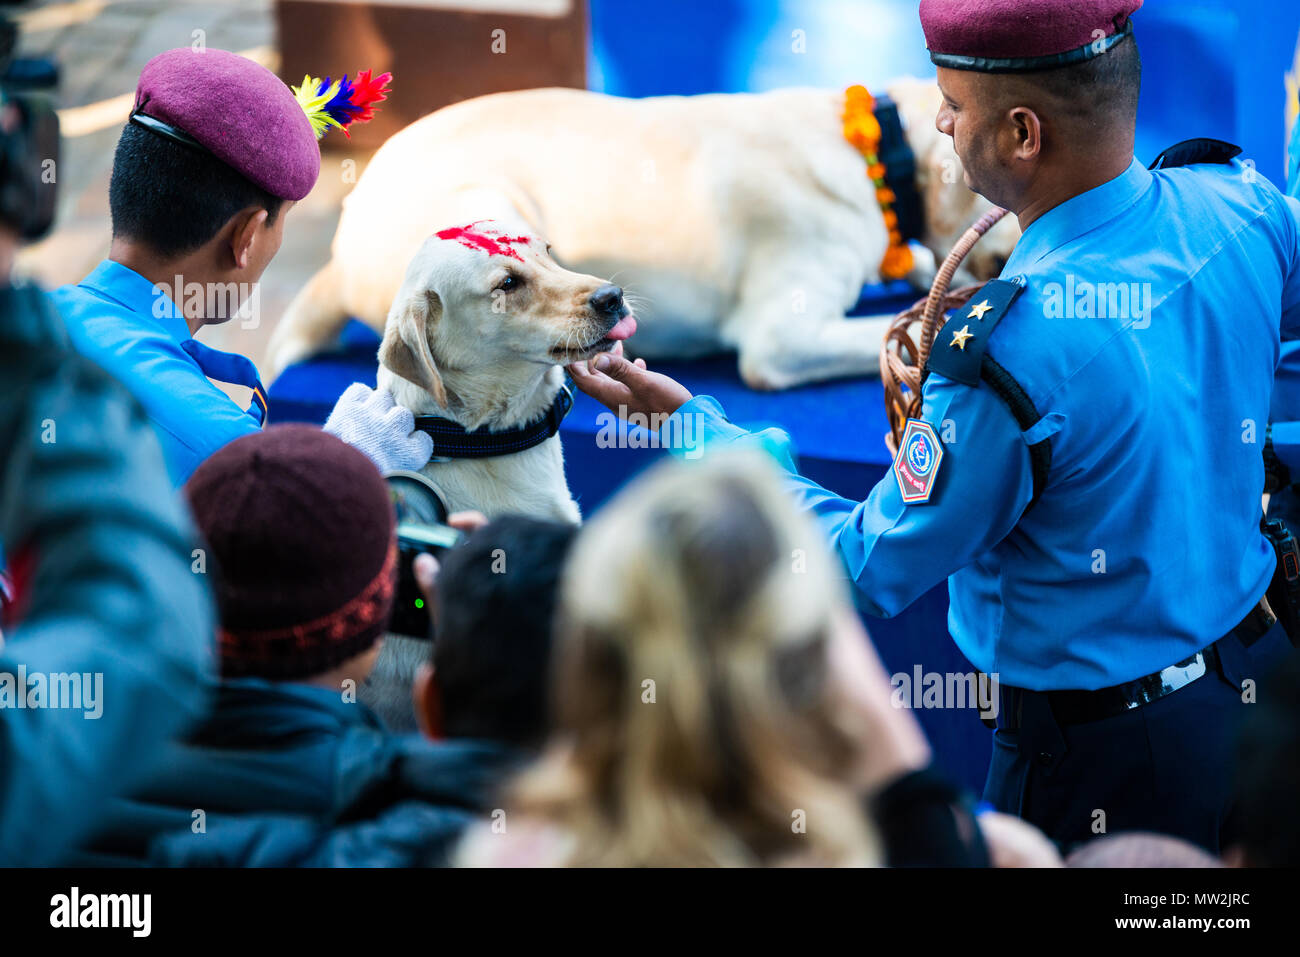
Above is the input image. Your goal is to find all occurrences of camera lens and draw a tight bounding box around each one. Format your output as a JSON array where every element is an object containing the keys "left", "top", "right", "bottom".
[{"left": 385, "top": 469, "right": 450, "bottom": 526}]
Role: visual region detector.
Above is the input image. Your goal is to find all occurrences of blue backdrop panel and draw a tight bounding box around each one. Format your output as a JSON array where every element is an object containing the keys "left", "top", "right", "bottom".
[{"left": 589, "top": 0, "right": 1300, "bottom": 188}]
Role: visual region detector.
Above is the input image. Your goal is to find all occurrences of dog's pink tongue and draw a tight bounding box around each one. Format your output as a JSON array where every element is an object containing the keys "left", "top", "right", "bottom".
[{"left": 604, "top": 314, "right": 637, "bottom": 341}]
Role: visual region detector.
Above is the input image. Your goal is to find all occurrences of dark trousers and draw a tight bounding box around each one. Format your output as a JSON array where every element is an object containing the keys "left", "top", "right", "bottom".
[{"left": 982, "top": 621, "right": 1293, "bottom": 854}]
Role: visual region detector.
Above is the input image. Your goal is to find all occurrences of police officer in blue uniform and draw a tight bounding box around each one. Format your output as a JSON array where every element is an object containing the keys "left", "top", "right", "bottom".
[
  {"left": 571, "top": 0, "right": 1300, "bottom": 852},
  {"left": 54, "top": 48, "right": 431, "bottom": 485}
]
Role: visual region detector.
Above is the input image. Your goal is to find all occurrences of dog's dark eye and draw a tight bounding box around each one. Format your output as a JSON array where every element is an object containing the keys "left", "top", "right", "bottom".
[{"left": 497, "top": 275, "right": 522, "bottom": 293}]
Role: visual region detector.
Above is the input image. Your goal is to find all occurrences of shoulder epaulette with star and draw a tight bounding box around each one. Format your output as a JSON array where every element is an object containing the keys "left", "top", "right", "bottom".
[
  {"left": 920, "top": 274, "right": 1054, "bottom": 512},
  {"left": 924, "top": 277, "right": 1025, "bottom": 386}
]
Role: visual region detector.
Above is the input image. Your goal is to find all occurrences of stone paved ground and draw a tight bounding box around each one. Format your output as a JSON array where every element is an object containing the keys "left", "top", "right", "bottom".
[{"left": 14, "top": 0, "right": 367, "bottom": 384}]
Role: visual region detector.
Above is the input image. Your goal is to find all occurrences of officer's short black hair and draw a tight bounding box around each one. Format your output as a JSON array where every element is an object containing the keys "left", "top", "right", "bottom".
[
  {"left": 1024, "top": 32, "right": 1142, "bottom": 127},
  {"left": 108, "top": 122, "right": 284, "bottom": 259},
  {"left": 432, "top": 515, "right": 578, "bottom": 748}
]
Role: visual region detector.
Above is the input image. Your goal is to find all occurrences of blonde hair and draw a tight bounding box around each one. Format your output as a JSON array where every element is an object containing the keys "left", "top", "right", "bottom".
[{"left": 503, "top": 450, "right": 878, "bottom": 866}]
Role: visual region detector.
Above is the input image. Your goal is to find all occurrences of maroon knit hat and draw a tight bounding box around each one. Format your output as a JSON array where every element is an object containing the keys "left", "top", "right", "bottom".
[{"left": 184, "top": 424, "right": 397, "bottom": 680}]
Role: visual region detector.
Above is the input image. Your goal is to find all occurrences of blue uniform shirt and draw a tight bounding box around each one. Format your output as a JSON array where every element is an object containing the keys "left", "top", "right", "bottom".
[
  {"left": 52, "top": 260, "right": 261, "bottom": 484},
  {"left": 664, "top": 157, "right": 1300, "bottom": 691}
]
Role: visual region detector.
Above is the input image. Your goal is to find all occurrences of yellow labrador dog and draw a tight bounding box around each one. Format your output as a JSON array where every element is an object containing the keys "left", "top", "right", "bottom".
[
  {"left": 270, "top": 80, "right": 1018, "bottom": 389},
  {"left": 377, "top": 220, "right": 634, "bottom": 522}
]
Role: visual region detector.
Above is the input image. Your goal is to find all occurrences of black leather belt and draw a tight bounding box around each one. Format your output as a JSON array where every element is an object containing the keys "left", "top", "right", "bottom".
[{"left": 992, "top": 598, "right": 1275, "bottom": 732}]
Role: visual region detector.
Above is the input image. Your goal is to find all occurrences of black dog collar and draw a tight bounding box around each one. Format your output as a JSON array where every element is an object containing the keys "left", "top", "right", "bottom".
[
  {"left": 413, "top": 384, "right": 573, "bottom": 462},
  {"left": 872, "top": 95, "right": 924, "bottom": 245}
]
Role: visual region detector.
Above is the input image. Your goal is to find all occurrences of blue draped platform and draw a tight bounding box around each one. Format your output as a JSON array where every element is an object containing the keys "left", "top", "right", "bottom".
[{"left": 268, "top": 281, "right": 995, "bottom": 793}]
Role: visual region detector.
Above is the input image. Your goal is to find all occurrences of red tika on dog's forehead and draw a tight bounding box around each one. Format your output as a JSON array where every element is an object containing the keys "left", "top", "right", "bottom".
[{"left": 433, "top": 221, "right": 532, "bottom": 262}]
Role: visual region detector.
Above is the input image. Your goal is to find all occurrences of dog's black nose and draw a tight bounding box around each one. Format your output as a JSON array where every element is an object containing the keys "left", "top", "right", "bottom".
[{"left": 589, "top": 284, "right": 625, "bottom": 319}]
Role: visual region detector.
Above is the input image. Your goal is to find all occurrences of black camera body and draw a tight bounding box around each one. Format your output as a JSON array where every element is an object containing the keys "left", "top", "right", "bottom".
[
  {"left": 385, "top": 470, "right": 464, "bottom": 639},
  {"left": 0, "top": 5, "right": 61, "bottom": 240}
]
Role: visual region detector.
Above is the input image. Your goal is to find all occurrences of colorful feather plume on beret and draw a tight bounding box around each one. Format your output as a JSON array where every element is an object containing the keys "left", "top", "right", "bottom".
[{"left": 291, "top": 69, "right": 393, "bottom": 139}]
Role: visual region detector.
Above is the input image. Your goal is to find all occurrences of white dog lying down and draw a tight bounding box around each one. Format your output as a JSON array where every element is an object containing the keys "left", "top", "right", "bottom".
[
  {"left": 376, "top": 220, "right": 632, "bottom": 523},
  {"left": 269, "top": 80, "right": 1018, "bottom": 389}
]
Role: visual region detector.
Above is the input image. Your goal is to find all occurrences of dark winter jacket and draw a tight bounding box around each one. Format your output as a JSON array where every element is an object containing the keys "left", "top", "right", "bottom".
[{"left": 72, "top": 678, "right": 522, "bottom": 866}]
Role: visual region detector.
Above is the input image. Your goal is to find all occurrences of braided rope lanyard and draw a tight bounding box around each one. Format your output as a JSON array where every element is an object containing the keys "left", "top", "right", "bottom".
[{"left": 880, "top": 207, "right": 1009, "bottom": 456}]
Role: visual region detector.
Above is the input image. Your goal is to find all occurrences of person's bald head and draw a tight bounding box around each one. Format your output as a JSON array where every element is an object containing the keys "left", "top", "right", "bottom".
[{"left": 1066, "top": 832, "right": 1222, "bottom": 868}]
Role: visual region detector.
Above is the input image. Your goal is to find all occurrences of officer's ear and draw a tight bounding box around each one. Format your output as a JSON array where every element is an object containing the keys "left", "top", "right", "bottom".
[
  {"left": 229, "top": 207, "right": 269, "bottom": 270},
  {"left": 379, "top": 287, "right": 447, "bottom": 407},
  {"left": 1007, "top": 105, "right": 1043, "bottom": 161}
]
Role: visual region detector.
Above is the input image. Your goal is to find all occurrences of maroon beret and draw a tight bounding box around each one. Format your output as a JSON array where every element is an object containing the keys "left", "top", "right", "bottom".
[
  {"left": 920, "top": 0, "right": 1143, "bottom": 73},
  {"left": 132, "top": 48, "right": 320, "bottom": 201}
]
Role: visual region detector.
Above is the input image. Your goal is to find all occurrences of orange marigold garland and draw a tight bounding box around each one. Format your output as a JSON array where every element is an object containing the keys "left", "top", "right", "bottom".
[{"left": 843, "top": 85, "right": 915, "bottom": 281}]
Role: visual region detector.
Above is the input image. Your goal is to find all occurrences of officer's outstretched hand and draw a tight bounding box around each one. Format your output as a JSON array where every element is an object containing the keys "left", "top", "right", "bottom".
[
  {"left": 324, "top": 382, "right": 434, "bottom": 474},
  {"left": 569, "top": 348, "right": 693, "bottom": 420}
]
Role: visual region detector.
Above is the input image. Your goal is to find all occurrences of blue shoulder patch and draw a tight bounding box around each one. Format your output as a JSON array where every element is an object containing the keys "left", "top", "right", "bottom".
[
  {"left": 893, "top": 418, "right": 944, "bottom": 504},
  {"left": 924, "top": 277, "right": 1026, "bottom": 387}
]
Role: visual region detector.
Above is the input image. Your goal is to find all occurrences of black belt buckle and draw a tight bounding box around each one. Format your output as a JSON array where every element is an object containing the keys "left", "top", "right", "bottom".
[
  {"left": 996, "top": 649, "right": 1214, "bottom": 731},
  {"left": 983, "top": 600, "right": 1269, "bottom": 733}
]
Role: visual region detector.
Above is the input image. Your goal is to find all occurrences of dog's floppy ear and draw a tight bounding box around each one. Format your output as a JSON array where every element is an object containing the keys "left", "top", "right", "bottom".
[{"left": 379, "top": 288, "right": 447, "bottom": 407}]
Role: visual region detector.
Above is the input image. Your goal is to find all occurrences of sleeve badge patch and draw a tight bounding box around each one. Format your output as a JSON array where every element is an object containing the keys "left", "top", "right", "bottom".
[{"left": 893, "top": 419, "right": 944, "bottom": 504}]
